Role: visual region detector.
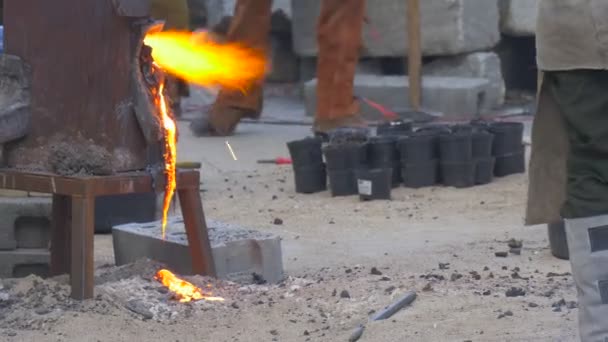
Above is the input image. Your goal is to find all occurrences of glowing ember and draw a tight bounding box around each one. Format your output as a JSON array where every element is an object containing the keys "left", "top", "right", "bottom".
[
  {"left": 143, "top": 30, "right": 266, "bottom": 91},
  {"left": 155, "top": 80, "right": 177, "bottom": 240},
  {"left": 155, "top": 269, "right": 224, "bottom": 303}
]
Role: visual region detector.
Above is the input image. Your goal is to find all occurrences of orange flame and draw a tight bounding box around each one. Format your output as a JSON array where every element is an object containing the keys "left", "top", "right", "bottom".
[
  {"left": 155, "top": 81, "right": 176, "bottom": 240},
  {"left": 143, "top": 31, "right": 266, "bottom": 90},
  {"left": 155, "top": 269, "right": 224, "bottom": 303}
]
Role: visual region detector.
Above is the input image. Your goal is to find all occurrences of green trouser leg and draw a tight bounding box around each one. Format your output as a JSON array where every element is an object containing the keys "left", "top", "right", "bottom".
[{"left": 546, "top": 70, "right": 608, "bottom": 219}]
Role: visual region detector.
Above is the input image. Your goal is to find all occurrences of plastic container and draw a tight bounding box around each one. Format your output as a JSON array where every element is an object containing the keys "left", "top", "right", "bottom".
[
  {"left": 475, "top": 157, "right": 496, "bottom": 185},
  {"left": 391, "top": 161, "right": 402, "bottom": 187},
  {"left": 376, "top": 120, "right": 413, "bottom": 136},
  {"left": 323, "top": 143, "right": 368, "bottom": 171},
  {"left": 548, "top": 220, "right": 569, "bottom": 260},
  {"left": 401, "top": 160, "right": 439, "bottom": 188},
  {"left": 356, "top": 168, "right": 393, "bottom": 201},
  {"left": 441, "top": 161, "right": 476, "bottom": 188},
  {"left": 328, "top": 169, "right": 358, "bottom": 196},
  {"left": 494, "top": 148, "right": 526, "bottom": 177},
  {"left": 472, "top": 130, "right": 494, "bottom": 158},
  {"left": 439, "top": 132, "right": 473, "bottom": 162},
  {"left": 490, "top": 121, "right": 524, "bottom": 156},
  {"left": 287, "top": 137, "right": 323, "bottom": 167},
  {"left": 294, "top": 164, "right": 327, "bottom": 194},
  {"left": 368, "top": 136, "right": 399, "bottom": 167},
  {"left": 398, "top": 132, "right": 438, "bottom": 162},
  {"left": 328, "top": 127, "right": 370, "bottom": 145}
]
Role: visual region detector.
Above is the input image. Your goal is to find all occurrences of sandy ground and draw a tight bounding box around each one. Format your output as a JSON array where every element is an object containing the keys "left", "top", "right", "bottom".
[{"left": 0, "top": 117, "right": 578, "bottom": 342}]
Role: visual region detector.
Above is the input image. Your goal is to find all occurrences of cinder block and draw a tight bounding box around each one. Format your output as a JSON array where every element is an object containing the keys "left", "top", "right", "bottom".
[
  {"left": 112, "top": 217, "right": 284, "bottom": 284},
  {"left": 499, "top": 0, "right": 538, "bottom": 36},
  {"left": 0, "top": 249, "right": 50, "bottom": 278},
  {"left": 0, "top": 197, "right": 52, "bottom": 250},
  {"left": 291, "top": 0, "right": 500, "bottom": 57},
  {"left": 424, "top": 52, "right": 505, "bottom": 110},
  {"left": 303, "top": 75, "right": 490, "bottom": 119}
]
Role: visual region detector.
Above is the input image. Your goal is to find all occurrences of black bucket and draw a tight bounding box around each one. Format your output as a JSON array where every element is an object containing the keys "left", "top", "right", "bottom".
[
  {"left": 441, "top": 161, "right": 476, "bottom": 188},
  {"left": 475, "top": 157, "right": 495, "bottom": 185},
  {"left": 472, "top": 130, "right": 494, "bottom": 158},
  {"left": 287, "top": 137, "right": 323, "bottom": 167},
  {"left": 392, "top": 161, "right": 402, "bottom": 187},
  {"left": 356, "top": 168, "right": 393, "bottom": 201},
  {"left": 368, "top": 136, "right": 399, "bottom": 167},
  {"left": 490, "top": 122, "right": 524, "bottom": 156},
  {"left": 328, "top": 169, "right": 358, "bottom": 196},
  {"left": 494, "top": 148, "right": 526, "bottom": 177},
  {"left": 402, "top": 160, "right": 439, "bottom": 188},
  {"left": 376, "top": 120, "right": 413, "bottom": 137},
  {"left": 323, "top": 143, "right": 368, "bottom": 171},
  {"left": 439, "top": 131, "right": 473, "bottom": 163},
  {"left": 548, "top": 220, "right": 569, "bottom": 260},
  {"left": 398, "top": 132, "right": 438, "bottom": 162},
  {"left": 294, "top": 164, "right": 327, "bottom": 194}
]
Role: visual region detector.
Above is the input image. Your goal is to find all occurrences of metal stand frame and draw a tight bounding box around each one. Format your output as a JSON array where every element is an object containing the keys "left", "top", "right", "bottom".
[{"left": 0, "top": 168, "right": 216, "bottom": 300}]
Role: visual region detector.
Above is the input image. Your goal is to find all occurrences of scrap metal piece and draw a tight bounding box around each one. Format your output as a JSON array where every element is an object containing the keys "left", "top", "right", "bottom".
[
  {"left": 112, "top": 0, "right": 150, "bottom": 17},
  {"left": 0, "top": 54, "right": 31, "bottom": 144},
  {"left": 370, "top": 291, "right": 417, "bottom": 321}
]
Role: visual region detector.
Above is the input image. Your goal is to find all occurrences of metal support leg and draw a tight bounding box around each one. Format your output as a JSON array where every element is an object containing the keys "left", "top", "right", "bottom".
[
  {"left": 50, "top": 194, "right": 71, "bottom": 276},
  {"left": 178, "top": 187, "right": 216, "bottom": 277},
  {"left": 70, "top": 195, "right": 95, "bottom": 300}
]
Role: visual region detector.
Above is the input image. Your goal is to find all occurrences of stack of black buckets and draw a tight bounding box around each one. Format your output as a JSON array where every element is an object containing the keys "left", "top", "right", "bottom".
[{"left": 286, "top": 120, "right": 525, "bottom": 201}]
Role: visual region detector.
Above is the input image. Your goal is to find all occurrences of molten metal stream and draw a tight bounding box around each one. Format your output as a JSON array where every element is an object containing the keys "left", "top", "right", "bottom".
[
  {"left": 157, "top": 81, "right": 176, "bottom": 240},
  {"left": 155, "top": 269, "right": 224, "bottom": 303}
]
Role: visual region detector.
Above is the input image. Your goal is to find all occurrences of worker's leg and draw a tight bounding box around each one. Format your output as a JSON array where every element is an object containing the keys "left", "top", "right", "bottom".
[
  {"left": 191, "top": 0, "right": 271, "bottom": 136},
  {"left": 546, "top": 70, "right": 608, "bottom": 341},
  {"left": 314, "top": 0, "right": 366, "bottom": 133}
]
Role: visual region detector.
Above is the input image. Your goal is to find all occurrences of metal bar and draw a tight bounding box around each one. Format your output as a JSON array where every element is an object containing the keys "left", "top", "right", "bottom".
[
  {"left": 70, "top": 195, "right": 95, "bottom": 300},
  {"left": 407, "top": 0, "right": 422, "bottom": 110},
  {"left": 177, "top": 184, "right": 217, "bottom": 277},
  {"left": 50, "top": 194, "right": 72, "bottom": 276},
  {"left": 370, "top": 291, "right": 417, "bottom": 321}
]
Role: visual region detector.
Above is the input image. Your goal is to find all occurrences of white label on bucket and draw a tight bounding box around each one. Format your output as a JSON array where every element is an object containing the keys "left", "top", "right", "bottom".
[{"left": 358, "top": 180, "right": 372, "bottom": 196}]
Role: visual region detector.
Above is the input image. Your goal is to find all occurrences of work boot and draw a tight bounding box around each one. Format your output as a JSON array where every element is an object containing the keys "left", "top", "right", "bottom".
[
  {"left": 313, "top": 114, "right": 368, "bottom": 142},
  {"left": 564, "top": 214, "right": 608, "bottom": 341},
  {"left": 189, "top": 105, "right": 259, "bottom": 137}
]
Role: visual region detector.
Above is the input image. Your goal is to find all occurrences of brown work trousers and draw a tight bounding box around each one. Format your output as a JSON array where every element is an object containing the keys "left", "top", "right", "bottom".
[{"left": 213, "top": 0, "right": 365, "bottom": 126}]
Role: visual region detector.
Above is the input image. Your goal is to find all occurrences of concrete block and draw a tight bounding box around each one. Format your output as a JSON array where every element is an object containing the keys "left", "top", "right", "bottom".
[
  {"left": 499, "top": 0, "right": 538, "bottom": 36},
  {"left": 0, "top": 197, "right": 51, "bottom": 250},
  {"left": 0, "top": 189, "right": 27, "bottom": 197},
  {"left": 205, "top": 0, "right": 292, "bottom": 31},
  {"left": 291, "top": 0, "right": 500, "bottom": 57},
  {"left": 0, "top": 249, "right": 50, "bottom": 278},
  {"left": 112, "top": 217, "right": 284, "bottom": 284},
  {"left": 424, "top": 52, "right": 505, "bottom": 110},
  {"left": 267, "top": 34, "right": 300, "bottom": 83},
  {"left": 303, "top": 75, "right": 490, "bottom": 119},
  {"left": 298, "top": 58, "right": 383, "bottom": 83}
]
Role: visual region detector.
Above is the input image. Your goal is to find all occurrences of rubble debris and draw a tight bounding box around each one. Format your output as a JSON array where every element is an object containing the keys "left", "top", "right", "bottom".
[
  {"left": 422, "top": 283, "right": 433, "bottom": 292},
  {"left": 547, "top": 272, "right": 571, "bottom": 278},
  {"left": 470, "top": 271, "right": 481, "bottom": 280},
  {"left": 495, "top": 251, "right": 508, "bottom": 258},
  {"left": 483, "top": 290, "right": 492, "bottom": 296},
  {"left": 508, "top": 239, "right": 523, "bottom": 249},
  {"left": 510, "top": 248, "right": 522, "bottom": 255},
  {"left": 273, "top": 218, "right": 284, "bottom": 225},
  {"left": 370, "top": 267, "right": 383, "bottom": 275},
  {"left": 385, "top": 286, "right": 396, "bottom": 294},
  {"left": 380, "top": 277, "right": 391, "bottom": 281},
  {"left": 451, "top": 273, "right": 463, "bottom": 281},
  {"left": 497, "top": 310, "right": 513, "bottom": 319},
  {"left": 340, "top": 290, "right": 351, "bottom": 299},
  {"left": 528, "top": 302, "right": 539, "bottom": 308},
  {"left": 505, "top": 287, "right": 526, "bottom": 297},
  {"left": 126, "top": 299, "right": 153, "bottom": 320},
  {"left": 439, "top": 263, "right": 450, "bottom": 270},
  {"left": 252, "top": 273, "right": 267, "bottom": 285},
  {"left": 552, "top": 299, "right": 578, "bottom": 310}
]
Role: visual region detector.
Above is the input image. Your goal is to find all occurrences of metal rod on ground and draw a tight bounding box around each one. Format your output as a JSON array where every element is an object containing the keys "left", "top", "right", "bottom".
[
  {"left": 407, "top": 0, "right": 422, "bottom": 111},
  {"left": 348, "top": 291, "right": 417, "bottom": 342}
]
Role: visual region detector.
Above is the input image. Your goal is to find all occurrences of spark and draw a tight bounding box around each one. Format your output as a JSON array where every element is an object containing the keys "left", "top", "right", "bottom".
[{"left": 225, "top": 141, "right": 238, "bottom": 161}]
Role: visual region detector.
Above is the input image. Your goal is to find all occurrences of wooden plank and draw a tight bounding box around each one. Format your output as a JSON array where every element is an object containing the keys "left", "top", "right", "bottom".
[
  {"left": 50, "top": 194, "right": 71, "bottom": 276},
  {"left": 70, "top": 195, "right": 95, "bottom": 300},
  {"left": 178, "top": 187, "right": 217, "bottom": 277},
  {"left": 407, "top": 0, "right": 422, "bottom": 110}
]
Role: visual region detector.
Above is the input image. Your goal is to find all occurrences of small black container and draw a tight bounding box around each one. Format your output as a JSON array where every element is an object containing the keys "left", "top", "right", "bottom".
[
  {"left": 368, "top": 136, "right": 399, "bottom": 167},
  {"left": 328, "top": 169, "right": 357, "bottom": 196},
  {"left": 441, "top": 161, "right": 476, "bottom": 188},
  {"left": 356, "top": 168, "right": 393, "bottom": 201},
  {"left": 391, "top": 161, "right": 402, "bottom": 187},
  {"left": 376, "top": 120, "right": 413, "bottom": 136},
  {"left": 328, "top": 127, "right": 370, "bottom": 145},
  {"left": 398, "top": 133, "right": 437, "bottom": 162},
  {"left": 439, "top": 131, "right": 473, "bottom": 162},
  {"left": 490, "top": 121, "right": 524, "bottom": 156},
  {"left": 402, "top": 160, "right": 439, "bottom": 188},
  {"left": 472, "top": 130, "right": 494, "bottom": 158},
  {"left": 494, "top": 148, "right": 526, "bottom": 177},
  {"left": 287, "top": 137, "right": 323, "bottom": 167},
  {"left": 548, "top": 220, "right": 569, "bottom": 260},
  {"left": 475, "top": 157, "right": 495, "bottom": 185},
  {"left": 323, "top": 143, "right": 368, "bottom": 171},
  {"left": 294, "top": 164, "right": 327, "bottom": 194}
]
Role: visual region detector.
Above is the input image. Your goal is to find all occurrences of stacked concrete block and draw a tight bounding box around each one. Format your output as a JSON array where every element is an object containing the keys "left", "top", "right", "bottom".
[
  {"left": 291, "top": 0, "right": 500, "bottom": 57},
  {"left": 113, "top": 217, "right": 284, "bottom": 284},
  {"left": 0, "top": 197, "right": 51, "bottom": 278},
  {"left": 303, "top": 75, "right": 490, "bottom": 119},
  {"left": 499, "top": 0, "right": 538, "bottom": 36},
  {"left": 424, "top": 52, "right": 506, "bottom": 110}
]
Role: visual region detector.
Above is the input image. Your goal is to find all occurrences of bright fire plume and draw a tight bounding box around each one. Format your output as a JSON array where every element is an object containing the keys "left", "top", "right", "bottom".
[
  {"left": 155, "top": 81, "right": 176, "bottom": 240},
  {"left": 143, "top": 31, "right": 266, "bottom": 90},
  {"left": 155, "top": 269, "right": 224, "bottom": 303}
]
